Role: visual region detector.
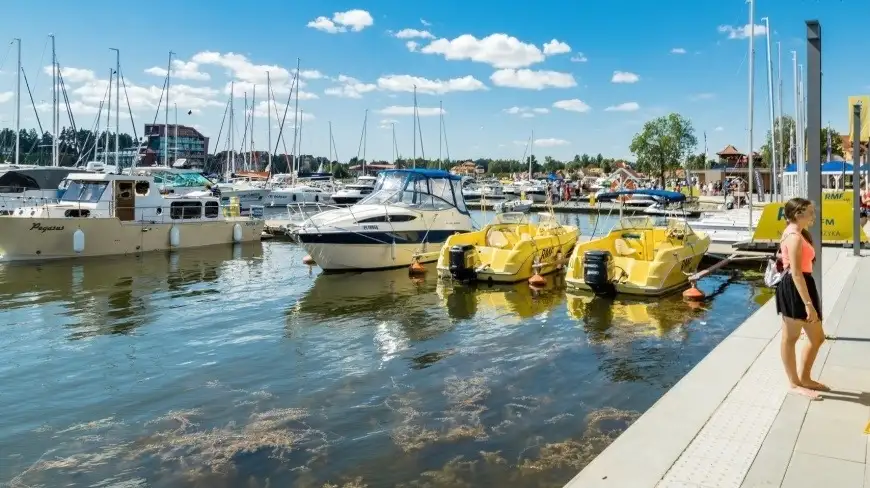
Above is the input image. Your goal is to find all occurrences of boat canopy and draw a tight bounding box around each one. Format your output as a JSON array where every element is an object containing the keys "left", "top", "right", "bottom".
[
  {"left": 783, "top": 161, "right": 865, "bottom": 174},
  {"left": 0, "top": 167, "right": 79, "bottom": 192},
  {"left": 596, "top": 189, "right": 686, "bottom": 202},
  {"left": 359, "top": 168, "right": 468, "bottom": 213}
]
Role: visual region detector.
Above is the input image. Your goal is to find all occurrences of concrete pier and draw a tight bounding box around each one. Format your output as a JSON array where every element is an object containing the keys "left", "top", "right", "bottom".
[{"left": 566, "top": 247, "right": 870, "bottom": 488}]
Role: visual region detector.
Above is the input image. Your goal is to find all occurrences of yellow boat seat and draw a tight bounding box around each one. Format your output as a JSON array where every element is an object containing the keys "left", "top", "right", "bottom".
[
  {"left": 486, "top": 229, "right": 512, "bottom": 248},
  {"left": 615, "top": 238, "right": 638, "bottom": 257}
]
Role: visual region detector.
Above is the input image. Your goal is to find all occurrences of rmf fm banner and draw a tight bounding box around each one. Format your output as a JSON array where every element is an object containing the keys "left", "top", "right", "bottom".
[{"left": 848, "top": 95, "right": 870, "bottom": 142}]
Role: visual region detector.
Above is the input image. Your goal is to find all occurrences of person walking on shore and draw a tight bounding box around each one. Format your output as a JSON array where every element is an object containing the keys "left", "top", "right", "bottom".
[{"left": 775, "top": 197, "right": 827, "bottom": 400}]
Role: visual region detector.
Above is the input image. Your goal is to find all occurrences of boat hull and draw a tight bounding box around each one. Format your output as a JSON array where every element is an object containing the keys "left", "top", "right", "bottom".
[
  {"left": 299, "top": 241, "right": 445, "bottom": 271},
  {"left": 0, "top": 217, "right": 264, "bottom": 262}
]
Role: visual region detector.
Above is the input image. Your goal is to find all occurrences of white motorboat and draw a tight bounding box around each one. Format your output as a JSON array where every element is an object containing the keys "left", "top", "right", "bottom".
[
  {"left": 268, "top": 184, "right": 333, "bottom": 206},
  {"left": 494, "top": 199, "right": 533, "bottom": 213},
  {"left": 643, "top": 201, "right": 702, "bottom": 218},
  {"left": 480, "top": 182, "right": 504, "bottom": 199},
  {"left": 294, "top": 169, "right": 474, "bottom": 272},
  {"left": 688, "top": 208, "right": 758, "bottom": 244},
  {"left": 132, "top": 167, "right": 269, "bottom": 211},
  {"left": 331, "top": 175, "right": 377, "bottom": 205},
  {"left": 0, "top": 172, "right": 263, "bottom": 261}
]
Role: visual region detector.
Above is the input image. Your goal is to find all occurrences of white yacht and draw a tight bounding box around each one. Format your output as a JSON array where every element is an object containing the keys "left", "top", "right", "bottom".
[
  {"left": 688, "top": 208, "right": 758, "bottom": 244},
  {"left": 293, "top": 169, "right": 474, "bottom": 271},
  {"left": 131, "top": 168, "right": 269, "bottom": 211},
  {"left": 331, "top": 175, "right": 377, "bottom": 205},
  {"left": 0, "top": 172, "right": 263, "bottom": 261},
  {"left": 480, "top": 181, "right": 505, "bottom": 199}
]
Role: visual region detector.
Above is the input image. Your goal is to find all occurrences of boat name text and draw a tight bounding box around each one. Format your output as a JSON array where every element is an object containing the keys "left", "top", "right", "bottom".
[{"left": 30, "top": 223, "right": 66, "bottom": 233}]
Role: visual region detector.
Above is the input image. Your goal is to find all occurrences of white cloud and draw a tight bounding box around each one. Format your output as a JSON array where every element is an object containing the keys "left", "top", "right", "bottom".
[
  {"left": 552, "top": 99, "right": 591, "bottom": 113},
  {"left": 570, "top": 53, "right": 588, "bottom": 63},
  {"left": 379, "top": 118, "right": 399, "bottom": 129},
  {"left": 307, "top": 9, "right": 374, "bottom": 33},
  {"left": 42, "top": 66, "right": 96, "bottom": 84},
  {"left": 191, "top": 51, "right": 292, "bottom": 86},
  {"left": 394, "top": 29, "right": 434, "bottom": 39},
  {"left": 144, "top": 59, "right": 210, "bottom": 81},
  {"left": 503, "top": 106, "right": 549, "bottom": 117},
  {"left": 419, "top": 33, "right": 545, "bottom": 69},
  {"left": 0, "top": 91, "right": 13, "bottom": 103},
  {"left": 406, "top": 41, "right": 420, "bottom": 52},
  {"left": 421, "top": 19, "right": 431, "bottom": 27},
  {"left": 670, "top": 47, "right": 687, "bottom": 54},
  {"left": 718, "top": 24, "right": 767, "bottom": 39},
  {"left": 542, "top": 39, "right": 571, "bottom": 56},
  {"left": 534, "top": 138, "right": 569, "bottom": 147},
  {"left": 490, "top": 69, "right": 576, "bottom": 90},
  {"left": 224, "top": 81, "right": 318, "bottom": 100},
  {"left": 251, "top": 100, "right": 315, "bottom": 120},
  {"left": 714, "top": 126, "right": 724, "bottom": 131},
  {"left": 611, "top": 71, "right": 640, "bottom": 83},
  {"left": 377, "top": 74, "right": 487, "bottom": 94},
  {"left": 324, "top": 75, "right": 377, "bottom": 98},
  {"left": 604, "top": 102, "right": 640, "bottom": 112},
  {"left": 294, "top": 69, "right": 325, "bottom": 80},
  {"left": 379, "top": 106, "right": 445, "bottom": 116}
]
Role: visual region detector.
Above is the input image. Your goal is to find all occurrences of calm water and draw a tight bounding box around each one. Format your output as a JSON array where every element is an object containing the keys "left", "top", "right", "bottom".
[{"left": 0, "top": 211, "right": 773, "bottom": 488}]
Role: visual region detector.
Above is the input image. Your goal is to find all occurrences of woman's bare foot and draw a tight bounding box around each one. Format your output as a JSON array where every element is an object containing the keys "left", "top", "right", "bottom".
[
  {"left": 801, "top": 379, "right": 830, "bottom": 391},
  {"left": 789, "top": 385, "right": 822, "bottom": 400}
]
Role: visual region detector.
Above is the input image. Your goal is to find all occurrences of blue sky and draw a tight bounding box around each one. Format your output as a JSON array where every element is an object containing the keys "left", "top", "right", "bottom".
[{"left": 1, "top": 0, "right": 868, "bottom": 163}]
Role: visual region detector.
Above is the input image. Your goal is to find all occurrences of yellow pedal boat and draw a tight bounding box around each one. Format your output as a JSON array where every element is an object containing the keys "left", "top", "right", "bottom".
[
  {"left": 436, "top": 212, "right": 579, "bottom": 283},
  {"left": 565, "top": 215, "right": 710, "bottom": 296}
]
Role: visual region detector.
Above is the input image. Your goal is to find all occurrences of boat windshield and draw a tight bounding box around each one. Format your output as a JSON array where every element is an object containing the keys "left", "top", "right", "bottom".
[
  {"left": 61, "top": 181, "right": 109, "bottom": 203},
  {"left": 611, "top": 216, "right": 689, "bottom": 232},
  {"left": 142, "top": 170, "right": 212, "bottom": 188},
  {"left": 359, "top": 171, "right": 466, "bottom": 212}
]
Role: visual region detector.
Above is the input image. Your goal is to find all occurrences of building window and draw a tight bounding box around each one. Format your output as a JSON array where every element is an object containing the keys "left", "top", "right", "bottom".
[{"left": 170, "top": 201, "right": 203, "bottom": 220}]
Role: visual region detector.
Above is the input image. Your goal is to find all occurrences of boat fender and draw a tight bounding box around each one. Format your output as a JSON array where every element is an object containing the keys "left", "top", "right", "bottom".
[
  {"left": 232, "top": 224, "right": 243, "bottom": 243},
  {"left": 169, "top": 225, "right": 181, "bottom": 247},
  {"left": 73, "top": 229, "right": 85, "bottom": 254}
]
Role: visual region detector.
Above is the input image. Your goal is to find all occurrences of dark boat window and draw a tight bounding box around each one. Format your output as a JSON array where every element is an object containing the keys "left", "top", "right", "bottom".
[
  {"left": 64, "top": 209, "right": 91, "bottom": 218},
  {"left": 135, "top": 181, "right": 150, "bottom": 196},
  {"left": 170, "top": 201, "right": 203, "bottom": 219},
  {"left": 204, "top": 201, "right": 219, "bottom": 218}
]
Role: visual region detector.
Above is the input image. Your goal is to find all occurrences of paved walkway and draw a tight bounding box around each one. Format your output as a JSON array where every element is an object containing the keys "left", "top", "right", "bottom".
[{"left": 565, "top": 247, "right": 870, "bottom": 488}]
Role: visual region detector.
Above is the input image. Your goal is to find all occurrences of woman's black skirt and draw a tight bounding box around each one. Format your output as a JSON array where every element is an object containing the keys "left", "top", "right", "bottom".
[{"left": 775, "top": 272, "right": 821, "bottom": 321}]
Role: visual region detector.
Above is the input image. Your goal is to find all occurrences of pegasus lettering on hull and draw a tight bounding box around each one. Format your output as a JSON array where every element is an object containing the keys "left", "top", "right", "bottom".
[{"left": 29, "top": 223, "right": 65, "bottom": 233}]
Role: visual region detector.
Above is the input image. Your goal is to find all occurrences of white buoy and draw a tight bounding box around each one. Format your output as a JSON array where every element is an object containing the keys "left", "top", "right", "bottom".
[
  {"left": 232, "top": 224, "right": 243, "bottom": 243},
  {"left": 169, "top": 225, "right": 180, "bottom": 247},
  {"left": 72, "top": 229, "right": 85, "bottom": 253}
]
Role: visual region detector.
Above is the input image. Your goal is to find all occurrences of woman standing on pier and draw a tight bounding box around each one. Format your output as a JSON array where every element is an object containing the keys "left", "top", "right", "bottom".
[{"left": 776, "top": 197, "right": 826, "bottom": 400}]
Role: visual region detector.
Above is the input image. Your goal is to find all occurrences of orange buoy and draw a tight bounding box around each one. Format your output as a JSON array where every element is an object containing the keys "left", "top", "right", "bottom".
[
  {"left": 529, "top": 273, "right": 547, "bottom": 287},
  {"left": 682, "top": 282, "right": 705, "bottom": 301},
  {"left": 409, "top": 259, "right": 426, "bottom": 276},
  {"left": 302, "top": 255, "right": 316, "bottom": 266}
]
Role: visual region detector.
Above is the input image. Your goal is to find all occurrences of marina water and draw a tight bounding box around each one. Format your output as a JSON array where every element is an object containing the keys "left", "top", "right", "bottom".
[{"left": 0, "top": 211, "right": 772, "bottom": 487}]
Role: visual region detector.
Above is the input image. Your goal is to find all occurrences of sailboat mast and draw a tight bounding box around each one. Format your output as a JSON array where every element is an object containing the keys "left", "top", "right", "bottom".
[
  {"left": 165, "top": 51, "right": 173, "bottom": 166},
  {"left": 112, "top": 48, "right": 120, "bottom": 168},
  {"left": 267, "top": 72, "right": 272, "bottom": 174},
  {"left": 747, "top": 0, "right": 755, "bottom": 228},
  {"left": 391, "top": 122, "right": 396, "bottom": 164},
  {"left": 412, "top": 85, "right": 417, "bottom": 169},
  {"left": 105, "top": 68, "right": 112, "bottom": 165},
  {"left": 299, "top": 109, "right": 304, "bottom": 171},
  {"left": 363, "top": 109, "right": 368, "bottom": 173},
  {"left": 438, "top": 100, "right": 443, "bottom": 169},
  {"left": 762, "top": 17, "right": 777, "bottom": 202},
  {"left": 292, "top": 58, "right": 300, "bottom": 176},
  {"left": 529, "top": 131, "right": 534, "bottom": 180},
  {"left": 776, "top": 41, "right": 784, "bottom": 201},
  {"left": 230, "top": 82, "right": 235, "bottom": 175},
  {"left": 251, "top": 85, "right": 256, "bottom": 169},
  {"left": 791, "top": 51, "right": 799, "bottom": 195},
  {"left": 14, "top": 38, "right": 21, "bottom": 165},
  {"left": 50, "top": 34, "right": 57, "bottom": 167},
  {"left": 174, "top": 103, "right": 178, "bottom": 164}
]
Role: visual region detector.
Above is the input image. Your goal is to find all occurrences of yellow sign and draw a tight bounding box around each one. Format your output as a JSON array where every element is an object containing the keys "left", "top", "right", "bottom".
[
  {"left": 848, "top": 95, "right": 870, "bottom": 142},
  {"left": 822, "top": 190, "right": 853, "bottom": 203},
  {"left": 752, "top": 200, "right": 869, "bottom": 244}
]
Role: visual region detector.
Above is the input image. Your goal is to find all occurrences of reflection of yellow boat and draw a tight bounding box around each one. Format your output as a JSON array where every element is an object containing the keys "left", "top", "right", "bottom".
[
  {"left": 565, "top": 216, "right": 710, "bottom": 296},
  {"left": 436, "top": 280, "right": 565, "bottom": 321},
  {"left": 565, "top": 291, "right": 690, "bottom": 339},
  {"left": 436, "top": 212, "right": 578, "bottom": 283}
]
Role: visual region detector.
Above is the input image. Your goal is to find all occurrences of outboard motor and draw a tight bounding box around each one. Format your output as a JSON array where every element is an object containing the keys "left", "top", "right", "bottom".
[
  {"left": 583, "top": 250, "right": 616, "bottom": 296},
  {"left": 448, "top": 244, "right": 477, "bottom": 281}
]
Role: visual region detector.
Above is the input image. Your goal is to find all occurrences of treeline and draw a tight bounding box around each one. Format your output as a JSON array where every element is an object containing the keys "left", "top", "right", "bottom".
[{"left": 0, "top": 128, "right": 136, "bottom": 166}]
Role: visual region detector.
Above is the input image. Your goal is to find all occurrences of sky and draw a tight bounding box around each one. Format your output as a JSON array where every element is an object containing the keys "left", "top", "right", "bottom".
[{"left": 1, "top": 0, "right": 868, "bottom": 164}]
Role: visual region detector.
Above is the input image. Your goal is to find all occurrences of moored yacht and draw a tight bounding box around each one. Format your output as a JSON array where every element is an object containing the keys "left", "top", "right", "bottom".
[
  {"left": 293, "top": 169, "right": 474, "bottom": 271},
  {"left": 0, "top": 167, "right": 81, "bottom": 215},
  {"left": 331, "top": 175, "right": 377, "bottom": 205},
  {"left": 0, "top": 172, "right": 264, "bottom": 261}
]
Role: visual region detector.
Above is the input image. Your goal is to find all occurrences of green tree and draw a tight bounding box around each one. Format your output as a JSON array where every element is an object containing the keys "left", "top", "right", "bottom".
[
  {"left": 762, "top": 115, "right": 844, "bottom": 166},
  {"left": 629, "top": 113, "right": 697, "bottom": 186},
  {"left": 686, "top": 153, "right": 708, "bottom": 170}
]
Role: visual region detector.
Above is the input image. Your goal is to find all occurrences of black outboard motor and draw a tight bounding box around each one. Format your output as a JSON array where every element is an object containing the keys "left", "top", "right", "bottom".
[
  {"left": 448, "top": 244, "right": 477, "bottom": 281},
  {"left": 583, "top": 250, "right": 616, "bottom": 296}
]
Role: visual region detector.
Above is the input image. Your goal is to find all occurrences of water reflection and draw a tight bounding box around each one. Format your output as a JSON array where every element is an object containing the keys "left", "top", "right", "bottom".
[
  {"left": 0, "top": 243, "right": 263, "bottom": 340},
  {"left": 436, "top": 280, "right": 566, "bottom": 322}
]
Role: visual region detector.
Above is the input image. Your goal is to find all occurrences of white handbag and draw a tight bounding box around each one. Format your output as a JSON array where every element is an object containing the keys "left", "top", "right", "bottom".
[{"left": 764, "top": 254, "right": 785, "bottom": 287}]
